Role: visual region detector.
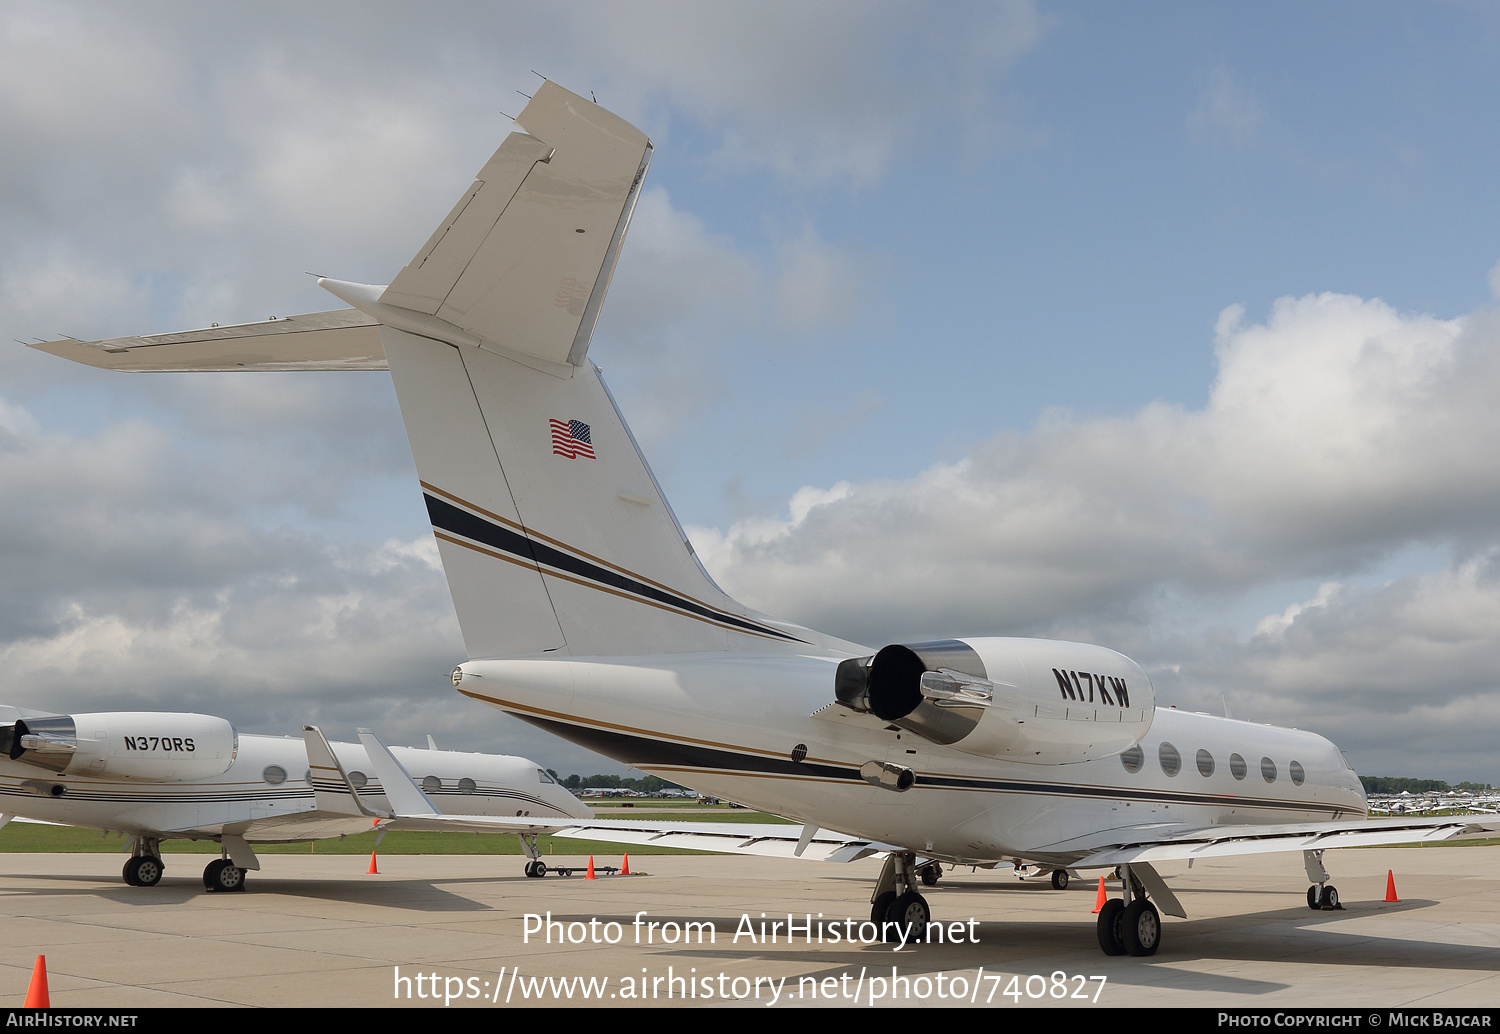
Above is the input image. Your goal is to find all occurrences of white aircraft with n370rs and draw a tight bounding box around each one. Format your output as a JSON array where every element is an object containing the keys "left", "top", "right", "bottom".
[
  {"left": 0, "top": 704, "right": 592, "bottom": 890},
  {"left": 31, "top": 82, "right": 1500, "bottom": 955}
]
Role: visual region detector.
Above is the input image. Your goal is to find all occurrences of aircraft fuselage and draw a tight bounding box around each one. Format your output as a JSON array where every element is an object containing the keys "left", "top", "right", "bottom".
[{"left": 456, "top": 651, "right": 1366, "bottom": 865}]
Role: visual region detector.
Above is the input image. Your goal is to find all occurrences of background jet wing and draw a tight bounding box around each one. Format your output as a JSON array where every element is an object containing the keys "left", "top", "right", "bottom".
[
  {"left": 331, "top": 727, "right": 887, "bottom": 859},
  {"left": 1054, "top": 814, "right": 1500, "bottom": 868},
  {"left": 29, "top": 308, "right": 383, "bottom": 371}
]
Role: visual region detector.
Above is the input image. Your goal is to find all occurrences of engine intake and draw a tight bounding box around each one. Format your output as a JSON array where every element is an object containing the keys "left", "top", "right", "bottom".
[{"left": 836, "top": 637, "right": 1155, "bottom": 765}]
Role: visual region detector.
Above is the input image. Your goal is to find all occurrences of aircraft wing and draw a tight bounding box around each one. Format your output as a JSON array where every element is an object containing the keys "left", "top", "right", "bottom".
[
  {"left": 546, "top": 819, "right": 889, "bottom": 863},
  {"left": 1051, "top": 814, "right": 1500, "bottom": 868},
  {"left": 317, "top": 726, "right": 889, "bottom": 861},
  {"left": 29, "top": 309, "right": 384, "bottom": 371}
]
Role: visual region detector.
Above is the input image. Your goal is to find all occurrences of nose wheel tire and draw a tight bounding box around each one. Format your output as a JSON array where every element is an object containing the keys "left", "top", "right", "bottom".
[{"left": 1051, "top": 868, "right": 1070, "bottom": 890}]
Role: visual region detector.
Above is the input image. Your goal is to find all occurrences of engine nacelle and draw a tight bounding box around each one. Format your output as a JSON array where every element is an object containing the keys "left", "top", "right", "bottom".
[
  {"left": 0, "top": 712, "right": 238, "bottom": 781},
  {"left": 835, "top": 637, "right": 1155, "bottom": 765}
]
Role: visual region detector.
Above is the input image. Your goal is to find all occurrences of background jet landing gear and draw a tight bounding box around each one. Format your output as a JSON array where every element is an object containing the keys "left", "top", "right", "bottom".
[
  {"left": 1050, "top": 868, "right": 1070, "bottom": 890},
  {"left": 1303, "top": 848, "right": 1342, "bottom": 910},
  {"left": 519, "top": 833, "right": 548, "bottom": 878},
  {"left": 1095, "top": 865, "right": 1160, "bottom": 957},
  {"left": 1306, "top": 884, "right": 1340, "bottom": 910},
  {"left": 870, "top": 852, "right": 931, "bottom": 942},
  {"left": 919, "top": 862, "right": 941, "bottom": 886},
  {"left": 121, "top": 837, "right": 164, "bottom": 887},
  {"left": 203, "top": 857, "right": 246, "bottom": 892}
]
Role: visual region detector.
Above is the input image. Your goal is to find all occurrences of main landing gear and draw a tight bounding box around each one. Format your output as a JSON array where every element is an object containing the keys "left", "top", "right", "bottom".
[
  {"left": 1011, "top": 862, "right": 1074, "bottom": 889},
  {"left": 120, "top": 836, "right": 165, "bottom": 887},
  {"left": 122, "top": 853, "right": 163, "bottom": 887},
  {"left": 1304, "top": 849, "right": 1341, "bottom": 911},
  {"left": 203, "top": 857, "right": 247, "bottom": 892},
  {"left": 870, "top": 852, "right": 932, "bottom": 942},
  {"left": 1096, "top": 864, "right": 1162, "bottom": 957}
]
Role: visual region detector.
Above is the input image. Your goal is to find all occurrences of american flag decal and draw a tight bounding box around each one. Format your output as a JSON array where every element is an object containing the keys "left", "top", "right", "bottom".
[{"left": 550, "top": 418, "right": 595, "bottom": 459}]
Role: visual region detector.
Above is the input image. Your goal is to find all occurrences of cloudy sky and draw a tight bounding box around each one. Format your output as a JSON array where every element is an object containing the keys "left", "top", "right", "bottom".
[{"left": 3, "top": 1, "right": 1500, "bottom": 782}]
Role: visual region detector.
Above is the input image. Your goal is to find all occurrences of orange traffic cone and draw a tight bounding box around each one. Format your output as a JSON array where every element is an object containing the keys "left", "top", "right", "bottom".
[
  {"left": 1092, "top": 877, "right": 1108, "bottom": 914},
  {"left": 586, "top": 856, "right": 596, "bottom": 879},
  {"left": 1385, "top": 870, "right": 1399, "bottom": 902},
  {"left": 23, "top": 955, "right": 48, "bottom": 1008},
  {"left": 621, "top": 854, "right": 630, "bottom": 876},
  {"left": 367, "top": 852, "right": 379, "bottom": 875}
]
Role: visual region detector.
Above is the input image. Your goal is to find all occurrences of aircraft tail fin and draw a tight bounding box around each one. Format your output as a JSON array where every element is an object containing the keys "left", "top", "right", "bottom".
[
  {"left": 379, "top": 83, "right": 650, "bottom": 368},
  {"left": 340, "top": 84, "right": 834, "bottom": 659}
]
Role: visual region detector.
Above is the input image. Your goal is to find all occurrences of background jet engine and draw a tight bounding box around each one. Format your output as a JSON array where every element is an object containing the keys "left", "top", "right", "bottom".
[
  {"left": 0, "top": 712, "right": 238, "bottom": 781},
  {"left": 835, "top": 637, "right": 1155, "bottom": 764}
]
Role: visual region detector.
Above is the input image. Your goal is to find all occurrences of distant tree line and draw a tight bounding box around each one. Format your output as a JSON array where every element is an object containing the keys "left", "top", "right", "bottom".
[
  {"left": 1360, "top": 776, "right": 1494, "bottom": 794},
  {"left": 545, "top": 770, "right": 687, "bottom": 794}
]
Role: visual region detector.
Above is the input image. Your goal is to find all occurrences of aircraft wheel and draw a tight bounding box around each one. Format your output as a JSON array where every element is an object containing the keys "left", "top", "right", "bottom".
[
  {"left": 1051, "top": 868, "right": 1070, "bottom": 890},
  {"left": 1096, "top": 899, "right": 1126, "bottom": 955},
  {"left": 887, "top": 891, "right": 930, "bottom": 943},
  {"left": 920, "top": 863, "right": 941, "bottom": 887},
  {"left": 204, "top": 859, "right": 245, "bottom": 892},
  {"left": 1307, "top": 885, "right": 1321, "bottom": 910},
  {"left": 871, "top": 890, "right": 897, "bottom": 926},
  {"left": 1121, "top": 900, "right": 1161, "bottom": 957},
  {"left": 122, "top": 858, "right": 140, "bottom": 887},
  {"left": 523, "top": 861, "right": 536, "bottom": 878},
  {"left": 533, "top": 861, "right": 547, "bottom": 878},
  {"left": 125, "top": 855, "right": 163, "bottom": 888},
  {"left": 1319, "top": 884, "right": 1339, "bottom": 909}
]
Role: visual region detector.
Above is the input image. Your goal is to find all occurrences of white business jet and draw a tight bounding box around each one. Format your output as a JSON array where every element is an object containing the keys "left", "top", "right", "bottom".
[
  {"left": 0, "top": 704, "right": 591, "bottom": 890},
  {"left": 32, "top": 83, "right": 1500, "bottom": 955}
]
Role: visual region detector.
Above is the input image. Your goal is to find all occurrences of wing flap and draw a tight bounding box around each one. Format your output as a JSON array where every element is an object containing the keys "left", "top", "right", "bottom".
[
  {"left": 550, "top": 820, "right": 889, "bottom": 862},
  {"left": 29, "top": 308, "right": 384, "bottom": 372}
]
